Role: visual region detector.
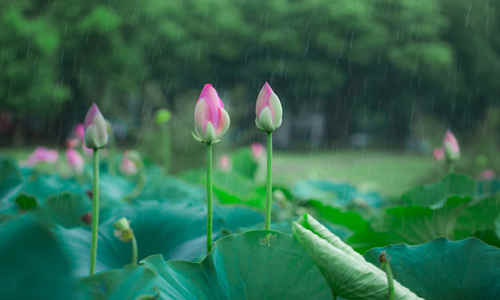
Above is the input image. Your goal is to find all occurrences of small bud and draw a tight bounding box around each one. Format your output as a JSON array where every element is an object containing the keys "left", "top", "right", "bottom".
[
  {"left": 251, "top": 143, "right": 265, "bottom": 159},
  {"left": 433, "top": 148, "right": 444, "bottom": 161},
  {"left": 479, "top": 169, "right": 495, "bottom": 180},
  {"left": 86, "top": 190, "right": 93, "bottom": 200},
  {"left": 81, "top": 212, "right": 92, "bottom": 225},
  {"left": 120, "top": 150, "right": 141, "bottom": 175},
  {"left": 84, "top": 103, "right": 109, "bottom": 149},
  {"left": 255, "top": 82, "right": 283, "bottom": 132},
  {"left": 443, "top": 130, "right": 460, "bottom": 161},
  {"left": 218, "top": 154, "right": 232, "bottom": 172},
  {"left": 193, "top": 84, "right": 230, "bottom": 144},
  {"left": 113, "top": 217, "right": 133, "bottom": 242},
  {"left": 66, "top": 148, "right": 84, "bottom": 173},
  {"left": 74, "top": 124, "right": 85, "bottom": 141}
]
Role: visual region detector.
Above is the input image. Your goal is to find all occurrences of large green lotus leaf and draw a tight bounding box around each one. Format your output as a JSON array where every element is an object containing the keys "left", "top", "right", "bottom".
[
  {"left": 292, "top": 179, "right": 383, "bottom": 208},
  {"left": 0, "top": 214, "right": 80, "bottom": 300},
  {"left": 0, "top": 157, "right": 23, "bottom": 204},
  {"left": 292, "top": 214, "right": 422, "bottom": 300},
  {"left": 19, "top": 174, "right": 87, "bottom": 201},
  {"left": 383, "top": 196, "right": 499, "bottom": 245},
  {"left": 133, "top": 167, "right": 203, "bottom": 203},
  {"left": 306, "top": 200, "right": 393, "bottom": 253},
  {"left": 55, "top": 201, "right": 264, "bottom": 276},
  {"left": 182, "top": 169, "right": 265, "bottom": 210},
  {"left": 365, "top": 238, "right": 500, "bottom": 300},
  {"left": 99, "top": 174, "right": 135, "bottom": 205},
  {"left": 82, "top": 230, "right": 332, "bottom": 300},
  {"left": 40, "top": 192, "right": 92, "bottom": 228},
  {"left": 307, "top": 200, "right": 371, "bottom": 233},
  {"left": 401, "top": 173, "right": 476, "bottom": 206}
]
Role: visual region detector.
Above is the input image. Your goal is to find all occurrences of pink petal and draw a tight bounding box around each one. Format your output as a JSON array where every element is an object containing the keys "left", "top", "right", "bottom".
[
  {"left": 197, "top": 84, "right": 224, "bottom": 129},
  {"left": 256, "top": 82, "right": 273, "bottom": 116},
  {"left": 84, "top": 103, "right": 101, "bottom": 129}
]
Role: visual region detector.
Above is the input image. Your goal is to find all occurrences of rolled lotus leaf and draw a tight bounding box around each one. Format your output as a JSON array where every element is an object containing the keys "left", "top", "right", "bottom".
[{"left": 292, "top": 214, "right": 423, "bottom": 300}]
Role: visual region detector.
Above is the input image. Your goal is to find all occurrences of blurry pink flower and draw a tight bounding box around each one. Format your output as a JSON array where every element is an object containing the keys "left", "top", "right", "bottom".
[
  {"left": 218, "top": 155, "right": 232, "bottom": 172},
  {"left": 433, "top": 148, "right": 444, "bottom": 161},
  {"left": 66, "top": 138, "right": 79, "bottom": 149},
  {"left": 255, "top": 82, "right": 283, "bottom": 132},
  {"left": 22, "top": 147, "right": 59, "bottom": 166},
  {"left": 251, "top": 143, "right": 265, "bottom": 159},
  {"left": 443, "top": 130, "right": 460, "bottom": 160},
  {"left": 74, "top": 124, "right": 85, "bottom": 141},
  {"left": 120, "top": 151, "right": 138, "bottom": 175},
  {"left": 66, "top": 148, "right": 84, "bottom": 173},
  {"left": 479, "top": 169, "right": 495, "bottom": 180},
  {"left": 193, "top": 84, "right": 230, "bottom": 143}
]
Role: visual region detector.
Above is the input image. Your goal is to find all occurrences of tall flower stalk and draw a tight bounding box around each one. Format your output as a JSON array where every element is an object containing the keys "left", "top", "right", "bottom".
[
  {"left": 84, "top": 103, "right": 109, "bottom": 275},
  {"left": 255, "top": 82, "right": 283, "bottom": 230},
  {"left": 193, "top": 84, "right": 230, "bottom": 254}
]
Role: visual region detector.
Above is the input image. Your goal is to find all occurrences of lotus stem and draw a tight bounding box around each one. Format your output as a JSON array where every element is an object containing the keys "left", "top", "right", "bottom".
[
  {"left": 90, "top": 148, "right": 100, "bottom": 275},
  {"left": 206, "top": 142, "right": 214, "bottom": 253},
  {"left": 265, "top": 132, "right": 273, "bottom": 230}
]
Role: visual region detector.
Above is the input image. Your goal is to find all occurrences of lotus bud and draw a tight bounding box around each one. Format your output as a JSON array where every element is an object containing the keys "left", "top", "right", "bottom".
[
  {"left": 433, "top": 148, "right": 444, "bottom": 161},
  {"left": 113, "top": 217, "right": 133, "bottom": 242},
  {"left": 74, "top": 124, "right": 85, "bottom": 141},
  {"left": 66, "top": 148, "right": 84, "bottom": 173},
  {"left": 251, "top": 143, "right": 265, "bottom": 160},
  {"left": 218, "top": 154, "right": 232, "bottom": 172},
  {"left": 120, "top": 150, "right": 141, "bottom": 175},
  {"left": 193, "top": 84, "right": 230, "bottom": 144},
  {"left": 255, "top": 82, "right": 283, "bottom": 132},
  {"left": 479, "top": 169, "right": 495, "bottom": 180},
  {"left": 443, "top": 130, "right": 460, "bottom": 161},
  {"left": 84, "top": 103, "right": 109, "bottom": 149}
]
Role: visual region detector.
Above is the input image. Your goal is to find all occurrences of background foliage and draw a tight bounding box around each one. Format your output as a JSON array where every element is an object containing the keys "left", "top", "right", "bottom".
[{"left": 1, "top": 0, "right": 499, "bottom": 149}]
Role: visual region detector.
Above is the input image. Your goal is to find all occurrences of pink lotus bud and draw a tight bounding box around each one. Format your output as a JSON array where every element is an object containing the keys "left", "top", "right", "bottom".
[
  {"left": 255, "top": 82, "right": 283, "bottom": 132},
  {"left": 479, "top": 169, "right": 495, "bottom": 180},
  {"left": 433, "top": 148, "right": 444, "bottom": 161},
  {"left": 120, "top": 151, "right": 139, "bottom": 175},
  {"left": 443, "top": 130, "right": 460, "bottom": 160},
  {"left": 22, "top": 147, "right": 59, "bottom": 166},
  {"left": 193, "top": 84, "right": 230, "bottom": 143},
  {"left": 218, "top": 154, "right": 232, "bottom": 172},
  {"left": 251, "top": 143, "right": 265, "bottom": 159},
  {"left": 74, "top": 124, "right": 85, "bottom": 141},
  {"left": 66, "top": 138, "right": 79, "bottom": 149},
  {"left": 84, "top": 103, "right": 109, "bottom": 149},
  {"left": 66, "top": 148, "right": 84, "bottom": 173}
]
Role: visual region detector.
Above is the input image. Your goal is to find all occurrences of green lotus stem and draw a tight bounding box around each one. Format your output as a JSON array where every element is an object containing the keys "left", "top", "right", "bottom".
[
  {"left": 265, "top": 132, "right": 273, "bottom": 230},
  {"left": 131, "top": 234, "right": 138, "bottom": 266},
  {"left": 90, "top": 149, "right": 100, "bottom": 275},
  {"left": 206, "top": 142, "right": 214, "bottom": 254},
  {"left": 381, "top": 254, "right": 395, "bottom": 300},
  {"left": 123, "top": 172, "right": 146, "bottom": 202}
]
